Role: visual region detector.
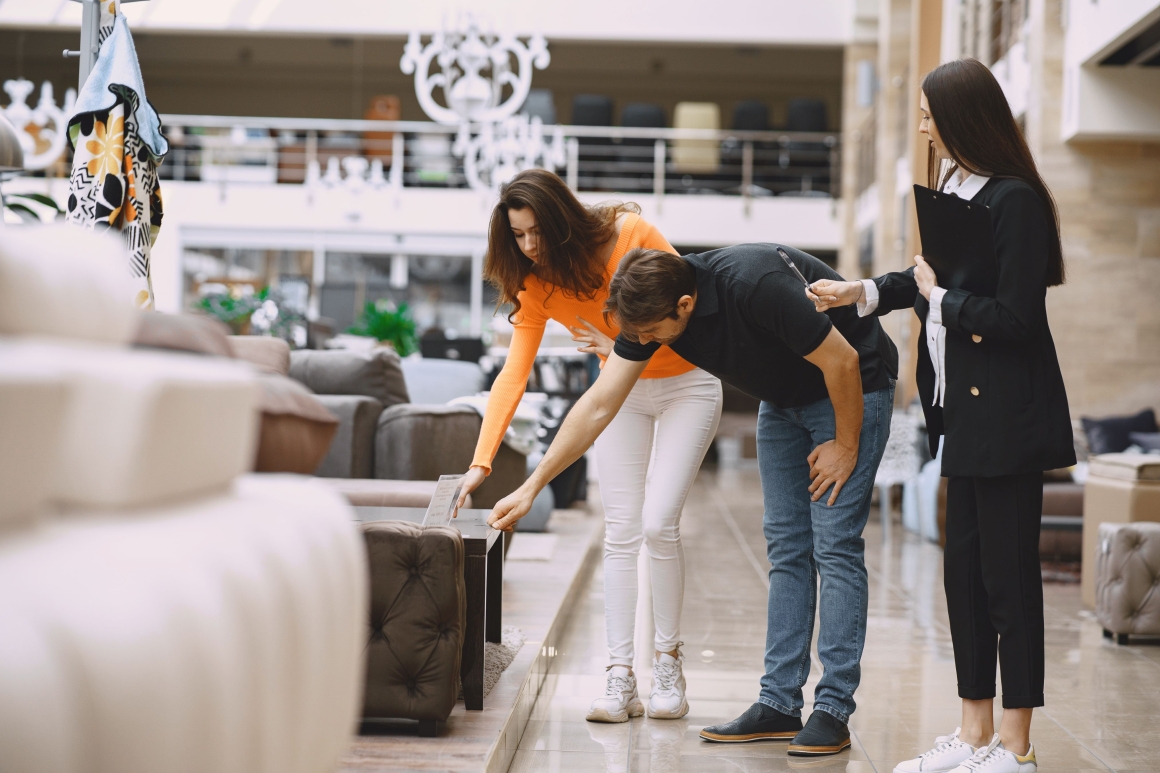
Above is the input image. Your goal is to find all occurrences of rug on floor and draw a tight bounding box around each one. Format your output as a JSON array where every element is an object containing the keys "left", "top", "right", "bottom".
[{"left": 459, "top": 625, "right": 526, "bottom": 699}]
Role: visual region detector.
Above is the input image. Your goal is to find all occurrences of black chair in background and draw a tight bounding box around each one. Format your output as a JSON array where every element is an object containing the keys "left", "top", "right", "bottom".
[
  {"left": 618, "top": 102, "right": 666, "bottom": 189},
  {"left": 722, "top": 100, "right": 774, "bottom": 191},
  {"left": 521, "top": 89, "right": 557, "bottom": 125},
  {"left": 782, "top": 98, "right": 832, "bottom": 196},
  {"left": 419, "top": 329, "right": 485, "bottom": 363},
  {"left": 571, "top": 94, "right": 616, "bottom": 189}
]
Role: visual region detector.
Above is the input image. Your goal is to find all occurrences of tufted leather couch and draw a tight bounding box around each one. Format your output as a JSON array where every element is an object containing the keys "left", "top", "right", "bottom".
[
  {"left": 361, "top": 521, "right": 466, "bottom": 736},
  {"left": 1095, "top": 522, "right": 1160, "bottom": 644}
]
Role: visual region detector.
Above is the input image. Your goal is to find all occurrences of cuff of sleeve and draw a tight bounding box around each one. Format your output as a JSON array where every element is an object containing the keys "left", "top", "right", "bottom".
[
  {"left": 928, "top": 286, "right": 946, "bottom": 325},
  {"left": 856, "top": 279, "right": 879, "bottom": 317},
  {"left": 469, "top": 461, "right": 492, "bottom": 475}
]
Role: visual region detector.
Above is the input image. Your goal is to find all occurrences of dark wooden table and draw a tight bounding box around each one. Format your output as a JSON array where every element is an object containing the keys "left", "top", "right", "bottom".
[{"left": 353, "top": 507, "right": 503, "bottom": 711}]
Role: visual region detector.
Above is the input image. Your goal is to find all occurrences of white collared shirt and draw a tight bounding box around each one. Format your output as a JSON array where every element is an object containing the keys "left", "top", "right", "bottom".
[{"left": 856, "top": 170, "right": 991, "bottom": 408}]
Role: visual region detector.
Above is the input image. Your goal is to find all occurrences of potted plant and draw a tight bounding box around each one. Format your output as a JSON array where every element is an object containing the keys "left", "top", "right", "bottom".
[{"left": 347, "top": 300, "right": 418, "bottom": 355}]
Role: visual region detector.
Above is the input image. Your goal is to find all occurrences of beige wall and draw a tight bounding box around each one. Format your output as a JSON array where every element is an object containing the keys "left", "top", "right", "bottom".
[{"left": 1027, "top": 0, "right": 1160, "bottom": 417}]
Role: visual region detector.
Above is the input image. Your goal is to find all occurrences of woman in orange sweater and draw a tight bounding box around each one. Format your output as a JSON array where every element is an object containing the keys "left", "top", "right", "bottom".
[{"left": 458, "top": 169, "right": 721, "bottom": 723}]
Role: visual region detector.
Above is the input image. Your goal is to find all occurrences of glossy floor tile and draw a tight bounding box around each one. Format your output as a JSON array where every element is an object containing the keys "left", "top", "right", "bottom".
[{"left": 511, "top": 467, "right": 1160, "bottom": 773}]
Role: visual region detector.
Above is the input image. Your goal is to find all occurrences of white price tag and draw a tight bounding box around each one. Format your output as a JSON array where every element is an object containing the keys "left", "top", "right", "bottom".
[{"left": 422, "top": 474, "right": 464, "bottom": 527}]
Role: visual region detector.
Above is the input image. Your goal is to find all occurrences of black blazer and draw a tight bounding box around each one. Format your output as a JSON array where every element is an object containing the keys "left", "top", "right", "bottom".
[{"left": 871, "top": 177, "right": 1075, "bottom": 478}]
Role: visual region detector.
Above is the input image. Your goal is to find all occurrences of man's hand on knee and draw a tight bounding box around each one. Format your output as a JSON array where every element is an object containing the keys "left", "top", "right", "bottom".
[{"left": 807, "top": 440, "right": 859, "bottom": 506}]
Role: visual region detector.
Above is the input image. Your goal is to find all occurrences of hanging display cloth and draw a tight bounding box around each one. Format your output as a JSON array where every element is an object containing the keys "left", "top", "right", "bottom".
[{"left": 65, "top": 0, "right": 168, "bottom": 309}]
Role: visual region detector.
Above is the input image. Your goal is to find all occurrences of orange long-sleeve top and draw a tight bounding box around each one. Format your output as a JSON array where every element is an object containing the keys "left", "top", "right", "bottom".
[{"left": 471, "top": 212, "right": 696, "bottom": 472}]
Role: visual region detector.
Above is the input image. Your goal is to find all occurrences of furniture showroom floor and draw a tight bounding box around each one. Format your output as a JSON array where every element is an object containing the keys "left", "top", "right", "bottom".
[{"left": 512, "top": 467, "right": 1160, "bottom": 773}]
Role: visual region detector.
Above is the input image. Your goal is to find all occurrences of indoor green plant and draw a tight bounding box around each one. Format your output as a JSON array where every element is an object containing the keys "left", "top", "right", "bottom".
[{"left": 347, "top": 299, "right": 418, "bottom": 355}]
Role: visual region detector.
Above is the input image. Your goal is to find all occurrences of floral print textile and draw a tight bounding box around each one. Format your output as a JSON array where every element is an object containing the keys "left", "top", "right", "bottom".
[{"left": 65, "top": 0, "right": 165, "bottom": 310}]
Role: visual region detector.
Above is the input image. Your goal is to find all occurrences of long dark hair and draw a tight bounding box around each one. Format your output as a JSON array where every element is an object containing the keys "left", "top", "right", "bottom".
[
  {"left": 922, "top": 58, "right": 1065, "bottom": 286},
  {"left": 485, "top": 169, "right": 638, "bottom": 321}
]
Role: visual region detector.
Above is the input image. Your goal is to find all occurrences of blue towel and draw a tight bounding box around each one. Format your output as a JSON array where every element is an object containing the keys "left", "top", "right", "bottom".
[{"left": 72, "top": 14, "right": 168, "bottom": 160}]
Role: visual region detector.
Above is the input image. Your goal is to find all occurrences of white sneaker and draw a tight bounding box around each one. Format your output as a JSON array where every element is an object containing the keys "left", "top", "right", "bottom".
[
  {"left": 949, "top": 735, "right": 1037, "bottom": 773},
  {"left": 587, "top": 666, "right": 645, "bottom": 723},
  {"left": 893, "top": 728, "right": 977, "bottom": 773},
  {"left": 647, "top": 651, "right": 689, "bottom": 719}
]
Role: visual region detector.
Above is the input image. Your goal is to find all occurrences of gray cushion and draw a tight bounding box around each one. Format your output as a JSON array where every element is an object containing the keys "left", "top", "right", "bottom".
[
  {"left": 375, "top": 404, "right": 481, "bottom": 481},
  {"left": 313, "top": 395, "right": 384, "bottom": 479},
  {"left": 399, "top": 359, "right": 484, "bottom": 406},
  {"left": 133, "top": 312, "right": 232, "bottom": 358},
  {"left": 373, "top": 404, "right": 528, "bottom": 509},
  {"left": 289, "top": 349, "right": 410, "bottom": 408}
]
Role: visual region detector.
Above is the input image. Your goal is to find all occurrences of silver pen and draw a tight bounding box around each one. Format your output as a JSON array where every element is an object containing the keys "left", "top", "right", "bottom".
[{"left": 776, "top": 247, "right": 811, "bottom": 288}]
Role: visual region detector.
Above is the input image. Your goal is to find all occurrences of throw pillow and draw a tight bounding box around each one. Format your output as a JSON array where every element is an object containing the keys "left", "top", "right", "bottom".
[
  {"left": 134, "top": 312, "right": 233, "bottom": 358},
  {"left": 1081, "top": 409, "right": 1158, "bottom": 455},
  {"left": 228, "top": 336, "right": 291, "bottom": 376},
  {"left": 289, "top": 348, "right": 410, "bottom": 407},
  {"left": 1129, "top": 432, "right": 1160, "bottom": 452},
  {"left": 253, "top": 374, "right": 339, "bottom": 474}
]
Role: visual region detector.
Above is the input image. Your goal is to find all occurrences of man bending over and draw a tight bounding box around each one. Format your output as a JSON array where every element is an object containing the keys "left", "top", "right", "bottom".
[{"left": 489, "top": 244, "right": 898, "bottom": 756}]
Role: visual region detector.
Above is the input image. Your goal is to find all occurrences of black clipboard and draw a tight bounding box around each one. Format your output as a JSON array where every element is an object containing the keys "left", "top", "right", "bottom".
[{"left": 913, "top": 183, "right": 999, "bottom": 296}]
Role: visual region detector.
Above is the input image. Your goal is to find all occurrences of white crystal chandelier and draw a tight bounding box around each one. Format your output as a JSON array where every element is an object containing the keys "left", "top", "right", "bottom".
[
  {"left": 401, "top": 17, "right": 564, "bottom": 191},
  {"left": 1, "top": 79, "right": 77, "bottom": 172}
]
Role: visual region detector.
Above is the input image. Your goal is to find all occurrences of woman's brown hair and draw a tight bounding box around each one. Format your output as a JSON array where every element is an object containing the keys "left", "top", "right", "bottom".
[
  {"left": 922, "top": 58, "right": 1065, "bottom": 286},
  {"left": 485, "top": 169, "right": 638, "bottom": 321}
]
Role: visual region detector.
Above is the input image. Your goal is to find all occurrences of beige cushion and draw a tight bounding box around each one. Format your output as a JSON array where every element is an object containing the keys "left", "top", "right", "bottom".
[
  {"left": 134, "top": 312, "right": 233, "bottom": 358},
  {"left": 0, "top": 341, "right": 260, "bottom": 509},
  {"left": 0, "top": 360, "right": 69, "bottom": 527},
  {"left": 1089, "top": 453, "right": 1160, "bottom": 482},
  {"left": 1095, "top": 522, "right": 1160, "bottom": 635},
  {"left": 0, "top": 225, "right": 137, "bottom": 344},
  {"left": 289, "top": 348, "right": 410, "bottom": 408},
  {"left": 253, "top": 375, "right": 339, "bottom": 474},
  {"left": 673, "top": 102, "right": 721, "bottom": 173},
  {"left": 229, "top": 336, "right": 291, "bottom": 376},
  {"left": 0, "top": 475, "right": 366, "bottom": 773},
  {"left": 320, "top": 478, "right": 471, "bottom": 508}
]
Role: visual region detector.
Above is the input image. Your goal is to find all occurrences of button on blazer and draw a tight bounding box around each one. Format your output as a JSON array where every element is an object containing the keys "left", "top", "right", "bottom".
[{"left": 868, "top": 177, "right": 1075, "bottom": 478}]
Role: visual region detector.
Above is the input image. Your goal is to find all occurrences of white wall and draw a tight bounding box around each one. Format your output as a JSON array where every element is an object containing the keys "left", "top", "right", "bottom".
[
  {"left": 1061, "top": 0, "right": 1160, "bottom": 141},
  {"left": 1063, "top": 0, "right": 1160, "bottom": 65},
  {"left": 0, "top": 0, "right": 857, "bottom": 45}
]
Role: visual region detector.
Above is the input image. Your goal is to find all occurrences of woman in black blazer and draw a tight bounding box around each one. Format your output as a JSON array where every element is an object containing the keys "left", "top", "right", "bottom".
[{"left": 811, "top": 59, "right": 1074, "bottom": 773}]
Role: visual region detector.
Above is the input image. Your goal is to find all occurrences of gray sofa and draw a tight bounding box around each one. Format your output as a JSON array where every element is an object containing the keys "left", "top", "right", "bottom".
[{"left": 289, "top": 348, "right": 527, "bottom": 508}]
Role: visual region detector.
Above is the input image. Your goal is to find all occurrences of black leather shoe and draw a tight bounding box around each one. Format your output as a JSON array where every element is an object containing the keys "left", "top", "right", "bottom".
[
  {"left": 700, "top": 702, "right": 802, "bottom": 742},
  {"left": 787, "top": 711, "right": 851, "bottom": 755}
]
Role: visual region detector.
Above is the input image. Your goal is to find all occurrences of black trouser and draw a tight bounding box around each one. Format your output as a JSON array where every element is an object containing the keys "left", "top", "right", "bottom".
[{"left": 944, "top": 472, "right": 1044, "bottom": 709}]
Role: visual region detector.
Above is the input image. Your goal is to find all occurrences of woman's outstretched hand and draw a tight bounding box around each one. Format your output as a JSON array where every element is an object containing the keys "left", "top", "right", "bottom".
[
  {"left": 488, "top": 486, "right": 536, "bottom": 532},
  {"left": 807, "top": 280, "right": 864, "bottom": 312},
  {"left": 569, "top": 316, "right": 614, "bottom": 357},
  {"left": 456, "top": 465, "right": 488, "bottom": 512},
  {"left": 914, "top": 255, "right": 937, "bottom": 300}
]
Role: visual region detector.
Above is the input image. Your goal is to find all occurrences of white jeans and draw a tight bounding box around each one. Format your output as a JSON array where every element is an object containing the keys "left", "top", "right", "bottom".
[{"left": 594, "top": 368, "right": 722, "bottom": 667}]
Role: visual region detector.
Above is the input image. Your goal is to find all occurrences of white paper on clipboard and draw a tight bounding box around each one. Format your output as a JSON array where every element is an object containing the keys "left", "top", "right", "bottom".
[{"left": 422, "top": 474, "right": 464, "bottom": 527}]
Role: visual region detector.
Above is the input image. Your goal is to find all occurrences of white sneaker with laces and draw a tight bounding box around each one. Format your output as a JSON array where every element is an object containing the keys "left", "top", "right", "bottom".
[
  {"left": 893, "top": 728, "right": 977, "bottom": 773},
  {"left": 647, "top": 651, "right": 689, "bottom": 719},
  {"left": 586, "top": 666, "right": 644, "bottom": 723},
  {"left": 949, "top": 734, "right": 1037, "bottom": 773}
]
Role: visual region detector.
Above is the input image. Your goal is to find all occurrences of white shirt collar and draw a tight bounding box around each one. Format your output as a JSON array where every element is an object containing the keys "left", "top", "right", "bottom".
[{"left": 942, "top": 170, "right": 991, "bottom": 201}]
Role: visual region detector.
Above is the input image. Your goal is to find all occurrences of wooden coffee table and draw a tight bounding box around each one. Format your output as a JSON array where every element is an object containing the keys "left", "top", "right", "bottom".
[{"left": 353, "top": 506, "right": 503, "bottom": 711}]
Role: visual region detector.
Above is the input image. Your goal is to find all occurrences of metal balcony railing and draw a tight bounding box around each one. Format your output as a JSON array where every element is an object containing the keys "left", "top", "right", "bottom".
[{"left": 155, "top": 114, "right": 841, "bottom": 201}]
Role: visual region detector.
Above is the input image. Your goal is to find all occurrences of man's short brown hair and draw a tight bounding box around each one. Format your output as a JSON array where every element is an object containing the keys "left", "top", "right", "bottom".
[{"left": 604, "top": 248, "right": 697, "bottom": 336}]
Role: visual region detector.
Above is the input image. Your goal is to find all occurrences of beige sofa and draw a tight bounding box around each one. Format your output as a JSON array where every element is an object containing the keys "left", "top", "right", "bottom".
[
  {"left": 0, "top": 225, "right": 366, "bottom": 773},
  {"left": 1081, "top": 454, "right": 1160, "bottom": 607},
  {"left": 1094, "top": 521, "right": 1160, "bottom": 644}
]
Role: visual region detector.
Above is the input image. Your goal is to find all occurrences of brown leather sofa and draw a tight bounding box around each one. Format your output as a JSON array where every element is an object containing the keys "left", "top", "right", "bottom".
[
  {"left": 1095, "top": 521, "right": 1160, "bottom": 644},
  {"left": 361, "top": 521, "right": 465, "bottom": 735}
]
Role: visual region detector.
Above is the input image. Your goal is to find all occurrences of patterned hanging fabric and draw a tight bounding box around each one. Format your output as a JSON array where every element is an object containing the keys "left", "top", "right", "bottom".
[{"left": 66, "top": 0, "right": 168, "bottom": 310}]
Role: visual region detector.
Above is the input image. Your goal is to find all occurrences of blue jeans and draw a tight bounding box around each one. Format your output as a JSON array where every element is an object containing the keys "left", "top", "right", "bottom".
[{"left": 756, "top": 385, "right": 894, "bottom": 724}]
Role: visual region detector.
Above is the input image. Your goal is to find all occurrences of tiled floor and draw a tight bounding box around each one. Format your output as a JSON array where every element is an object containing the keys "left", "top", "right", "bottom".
[{"left": 510, "top": 467, "right": 1160, "bottom": 773}]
